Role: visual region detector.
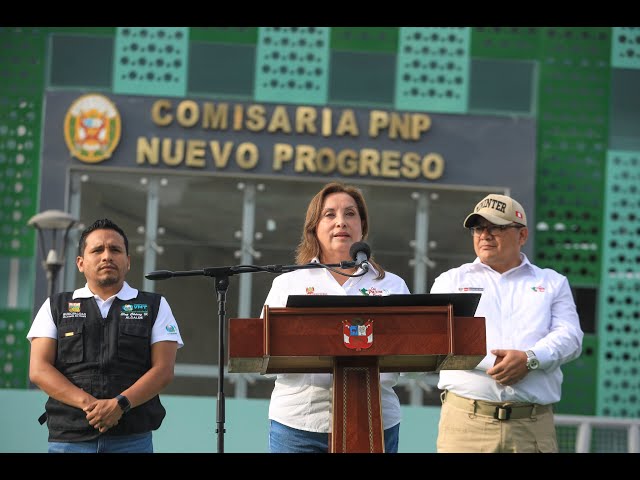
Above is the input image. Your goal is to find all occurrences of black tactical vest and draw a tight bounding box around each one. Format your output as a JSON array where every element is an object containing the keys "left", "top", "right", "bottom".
[{"left": 43, "top": 291, "right": 167, "bottom": 442}]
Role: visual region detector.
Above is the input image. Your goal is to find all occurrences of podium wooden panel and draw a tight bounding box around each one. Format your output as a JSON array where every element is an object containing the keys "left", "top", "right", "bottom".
[{"left": 228, "top": 304, "right": 485, "bottom": 453}]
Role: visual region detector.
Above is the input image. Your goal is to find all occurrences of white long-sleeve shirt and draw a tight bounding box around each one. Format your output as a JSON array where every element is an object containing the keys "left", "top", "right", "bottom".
[
  {"left": 263, "top": 260, "right": 410, "bottom": 433},
  {"left": 430, "top": 253, "right": 583, "bottom": 405}
]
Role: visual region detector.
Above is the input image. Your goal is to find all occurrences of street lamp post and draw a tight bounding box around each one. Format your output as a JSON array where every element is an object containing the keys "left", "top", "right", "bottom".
[{"left": 28, "top": 209, "right": 78, "bottom": 298}]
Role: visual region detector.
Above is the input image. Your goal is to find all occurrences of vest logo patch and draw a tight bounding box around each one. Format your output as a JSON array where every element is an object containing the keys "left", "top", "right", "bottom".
[
  {"left": 122, "top": 303, "right": 149, "bottom": 313},
  {"left": 63, "top": 302, "right": 86, "bottom": 319},
  {"left": 121, "top": 303, "right": 149, "bottom": 319}
]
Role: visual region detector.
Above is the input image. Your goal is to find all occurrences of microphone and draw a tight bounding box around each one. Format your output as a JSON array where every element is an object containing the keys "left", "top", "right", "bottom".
[
  {"left": 349, "top": 241, "right": 371, "bottom": 272},
  {"left": 145, "top": 270, "right": 174, "bottom": 280}
]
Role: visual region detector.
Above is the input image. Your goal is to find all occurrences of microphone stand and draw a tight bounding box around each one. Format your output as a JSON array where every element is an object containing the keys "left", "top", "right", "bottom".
[{"left": 145, "top": 260, "right": 361, "bottom": 453}]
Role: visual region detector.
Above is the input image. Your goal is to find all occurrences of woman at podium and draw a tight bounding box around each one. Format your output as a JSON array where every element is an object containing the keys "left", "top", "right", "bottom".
[{"left": 262, "top": 182, "right": 410, "bottom": 453}]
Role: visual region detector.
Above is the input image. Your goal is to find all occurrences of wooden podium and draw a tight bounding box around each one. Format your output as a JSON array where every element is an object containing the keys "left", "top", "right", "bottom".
[{"left": 228, "top": 294, "right": 485, "bottom": 453}]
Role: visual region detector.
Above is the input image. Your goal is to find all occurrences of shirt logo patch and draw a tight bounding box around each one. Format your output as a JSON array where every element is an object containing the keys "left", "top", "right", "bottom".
[
  {"left": 458, "top": 287, "right": 484, "bottom": 292},
  {"left": 359, "top": 287, "right": 388, "bottom": 296},
  {"left": 303, "top": 287, "right": 327, "bottom": 295},
  {"left": 166, "top": 324, "right": 177, "bottom": 334},
  {"left": 531, "top": 285, "right": 546, "bottom": 292}
]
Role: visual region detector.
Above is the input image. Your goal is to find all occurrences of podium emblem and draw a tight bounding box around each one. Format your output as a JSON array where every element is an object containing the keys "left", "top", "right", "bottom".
[{"left": 342, "top": 318, "right": 373, "bottom": 351}]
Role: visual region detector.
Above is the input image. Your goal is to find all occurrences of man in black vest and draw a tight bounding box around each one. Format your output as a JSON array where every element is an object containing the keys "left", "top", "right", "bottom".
[{"left": 27, "top": 218, "right": 184, "bottom": 453}]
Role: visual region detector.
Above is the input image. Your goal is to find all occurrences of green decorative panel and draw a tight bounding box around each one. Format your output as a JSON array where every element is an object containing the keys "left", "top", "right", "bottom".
[
  {"left": 534, "top": 27, "right": 611, "bottom": 286},
  {"left": 330, "top": 27, "right": 399, "bottom": 53},
  {"left": 471, "top": 26, "right": 540, "bottom": 60},
  {"left": 0, "top": 309, "right": 30, "bottom": 388},
  {"left": 609, "top": 68, "right": 640, "bottom": 152},
  {"left": 0, "top": 27, "right": 45, "bottom": 258},
  {"left": 539, "top": 27, "right": 611, "bottom": 59},
  {"left": 45, "top": 27, "right": 115, "bottom": 36},
  {"left": 394, "top": 27, "right": 470, "bottom": 114},
  {"left": 611, "top": 27, "right": 640, "bottom": 69},
  {"left": 48, "top": 34, "right": 113, "bottom": 89},
  {"left": 329, "top": 51, "right": 395, "bottom": 106},
  {"left": 0, "top": 257, "right": 34, "bottom": 310},
  {"left": 596, "top": 151, "right": 640, "bottom": 418},
  {"left": 113, "top": 27, "right": 189, "bottom": 97},
  {"left": 468, "top": 58, "right": 536, "bottom": 115},
  {"left": 555, "top": 334, "right": 597, "bottom": 415},
  {"left": 190, "top": 27, "right": 258, "bottom": 45},
  {"left": 188, "top": 42, "right": 255, "bottom": 98},
  {"left": 254, "top": 27, "right": 330, "bottom": 105}
]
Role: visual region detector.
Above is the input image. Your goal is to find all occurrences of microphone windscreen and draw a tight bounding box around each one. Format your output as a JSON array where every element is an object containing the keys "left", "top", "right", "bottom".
[{"left": 349, "top": 241, "right": 371, "bottom": 261}]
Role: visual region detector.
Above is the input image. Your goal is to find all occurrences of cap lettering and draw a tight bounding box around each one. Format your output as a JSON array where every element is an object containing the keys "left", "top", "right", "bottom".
[{"left": 475, "top": 198, "right": 507, "bottom": 213}]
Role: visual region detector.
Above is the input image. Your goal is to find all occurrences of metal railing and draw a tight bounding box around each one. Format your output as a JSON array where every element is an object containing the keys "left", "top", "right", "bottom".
[{"left": 555, "top": 414, "right": 640, "bottom": 453}]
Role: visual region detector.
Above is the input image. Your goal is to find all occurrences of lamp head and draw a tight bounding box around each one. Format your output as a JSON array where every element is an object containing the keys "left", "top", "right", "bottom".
[
  {"left": 28, "top": 210, "right": 79, "bottom": 297},
  {"left": 28, "top": 209, "right": 77, "bottom": 231}
]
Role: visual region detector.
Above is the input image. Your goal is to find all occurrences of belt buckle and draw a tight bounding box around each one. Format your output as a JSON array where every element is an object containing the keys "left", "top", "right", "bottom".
[{"left": 494, "top": 406, "right": 512, "bottom": 421}]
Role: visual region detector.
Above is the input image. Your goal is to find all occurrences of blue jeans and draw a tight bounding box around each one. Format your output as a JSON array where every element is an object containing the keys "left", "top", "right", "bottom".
[
  {"left": 48, "top": 432, "right": 153, "bottom": 453},
  {"left": 269, "top": 420, "right": 400, "bottom": 453}
]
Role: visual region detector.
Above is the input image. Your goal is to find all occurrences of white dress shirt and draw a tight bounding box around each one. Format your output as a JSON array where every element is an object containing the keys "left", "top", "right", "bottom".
[
  {"left": 263, "top": 260, "right": 410, "bottom": 433},
  {"left": 430, "top": 253, "right": 583, "bottom": 405}
]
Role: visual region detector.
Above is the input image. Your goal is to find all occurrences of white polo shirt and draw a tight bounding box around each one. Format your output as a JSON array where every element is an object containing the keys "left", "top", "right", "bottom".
[
  {"left": 263, "top": 260, "right": 410, "bottom": 433},
  {"left": 28, "top": 281, "right": 184, "bottom": 349},
  {"left": 430, "top": 253, "right": 583, "bottom": 405}
]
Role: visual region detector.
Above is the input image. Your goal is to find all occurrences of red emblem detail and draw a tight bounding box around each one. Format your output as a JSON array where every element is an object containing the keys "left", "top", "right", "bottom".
[{"left": 342, "top": 318, "right": 373, "bottom": 351}]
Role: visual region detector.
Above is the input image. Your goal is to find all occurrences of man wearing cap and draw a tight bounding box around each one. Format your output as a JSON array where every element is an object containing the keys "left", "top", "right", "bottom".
[{"left": 430, "top": 193, "right": 583, "bottom": 453}]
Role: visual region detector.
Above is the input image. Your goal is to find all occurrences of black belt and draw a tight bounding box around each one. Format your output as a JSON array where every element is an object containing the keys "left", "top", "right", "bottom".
[{"left": 441, "top": 390, "right": 551, "bottom": 420}]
